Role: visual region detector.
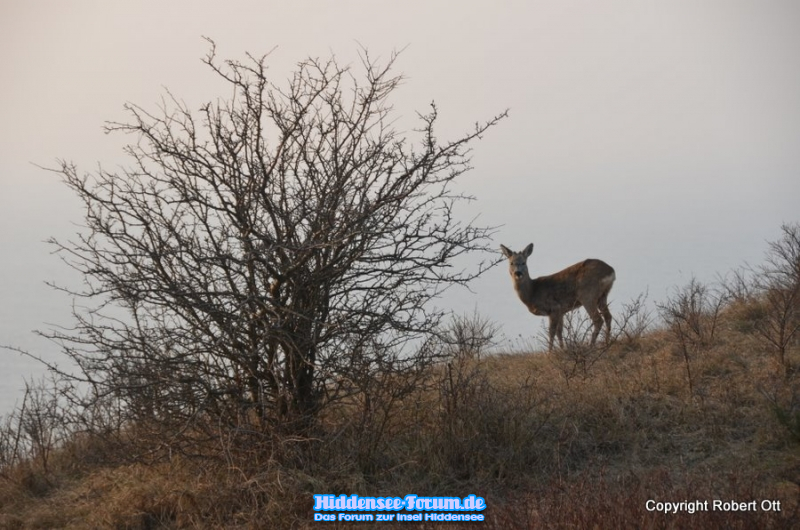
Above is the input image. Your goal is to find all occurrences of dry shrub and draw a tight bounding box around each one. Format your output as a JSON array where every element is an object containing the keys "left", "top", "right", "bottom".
[{"left": 657, "top": 278, "right": 728, "bottom": 401}]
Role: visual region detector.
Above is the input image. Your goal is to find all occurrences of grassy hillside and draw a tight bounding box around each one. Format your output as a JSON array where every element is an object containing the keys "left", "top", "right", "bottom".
[
  {"left": 2, "top": 300, "right": 799, "bottom": 528},
  {"left": 2, "top": 225, "right": 799, "bottom": 528}
]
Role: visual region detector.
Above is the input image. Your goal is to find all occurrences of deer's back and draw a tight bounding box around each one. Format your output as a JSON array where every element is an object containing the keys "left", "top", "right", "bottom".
[{"left": 529, "top": 259, "right": 615, "bottom": 312}]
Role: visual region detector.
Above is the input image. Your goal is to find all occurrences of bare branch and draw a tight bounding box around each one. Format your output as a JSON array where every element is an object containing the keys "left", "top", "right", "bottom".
[{"left": 44, "top": 44, "right": 506, "bottom": 440}]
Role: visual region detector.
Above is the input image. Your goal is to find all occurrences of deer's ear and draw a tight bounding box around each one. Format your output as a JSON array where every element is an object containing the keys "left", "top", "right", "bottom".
[
  {"left": 499, "top": 245, "right": 512, "bottom": 258},
  {"left": 523, "top": 243, "right": 533, "bottom": 257}
]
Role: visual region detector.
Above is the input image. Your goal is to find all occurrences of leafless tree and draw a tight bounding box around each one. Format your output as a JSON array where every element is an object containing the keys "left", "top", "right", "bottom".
[
  {"left": 0, "top": 376, "right": 69, "bottom": 479},
  {"left": 725, "top": 223, "right": 800, "bottom": 377},
  {"left": 44, "top": 42, "right": 506, "bottom": 438},
  {"left": 754, "top": 224, "right": 800, "bottom": 372},
  {"left": 657, "top": 277, "right": 727, "bottom": 398}
]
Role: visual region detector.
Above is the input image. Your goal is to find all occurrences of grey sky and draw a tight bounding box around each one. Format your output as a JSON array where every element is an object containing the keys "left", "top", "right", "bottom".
[{"left": 2, "top": 1, "right": 799, "bottom": 413}]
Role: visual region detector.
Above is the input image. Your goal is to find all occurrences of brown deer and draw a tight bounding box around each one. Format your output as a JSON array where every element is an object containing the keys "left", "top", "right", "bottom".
[{"left": 500, "top": 243, "right": 616, "bottom": 351}]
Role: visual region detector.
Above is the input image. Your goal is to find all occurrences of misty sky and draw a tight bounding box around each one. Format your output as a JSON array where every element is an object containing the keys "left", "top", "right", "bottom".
[{"left": 2, "top": 1, "right": 799, "bottom": 414}]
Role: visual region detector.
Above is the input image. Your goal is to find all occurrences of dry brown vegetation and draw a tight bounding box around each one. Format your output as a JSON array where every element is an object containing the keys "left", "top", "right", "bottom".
[
  {"left": 2, "top": 224, "right": 799, "bottom": 529},
  {"left": 2, "top": 294, "right": 800, "bottom": 528}
]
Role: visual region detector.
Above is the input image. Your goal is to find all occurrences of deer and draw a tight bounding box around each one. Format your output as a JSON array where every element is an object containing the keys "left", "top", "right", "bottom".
[{"left": 500, "top": 243, "right": 616, "bottom": 351}]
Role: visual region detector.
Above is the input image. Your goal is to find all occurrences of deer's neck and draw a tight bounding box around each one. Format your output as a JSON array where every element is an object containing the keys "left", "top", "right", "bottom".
[
  {"left": 513, "top": 274, "right": 536, "bottom": 305},
  {"left": 513, "top": 274, "right": 550, "bottom": 315}
]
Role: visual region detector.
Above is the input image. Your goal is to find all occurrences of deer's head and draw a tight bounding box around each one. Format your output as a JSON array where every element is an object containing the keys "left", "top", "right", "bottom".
[{"left": 500, "top": 243, "right": 533, "bottom": 281}]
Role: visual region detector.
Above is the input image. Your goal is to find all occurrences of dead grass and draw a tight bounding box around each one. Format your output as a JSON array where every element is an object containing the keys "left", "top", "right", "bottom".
[{"left": 2, "top": 301, "right": 800, "bottom": 528}]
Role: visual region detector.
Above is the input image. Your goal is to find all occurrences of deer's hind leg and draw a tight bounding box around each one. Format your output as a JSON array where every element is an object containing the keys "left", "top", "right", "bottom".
[
  {"left": 598, "top": 291, "right": 613, "bottom": 344},
  {"left": 583, "top": 300, "right": 604, "bottom": 347}
]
